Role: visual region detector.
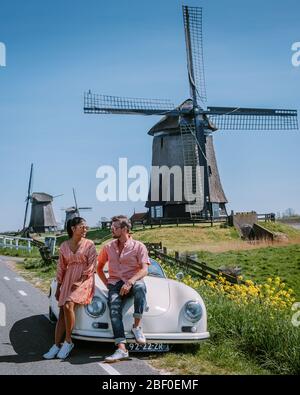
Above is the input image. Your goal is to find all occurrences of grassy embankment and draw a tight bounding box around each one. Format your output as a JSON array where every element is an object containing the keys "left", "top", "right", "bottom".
[{"left": 133, "top": 222, "right": 300, "bottom": 298}]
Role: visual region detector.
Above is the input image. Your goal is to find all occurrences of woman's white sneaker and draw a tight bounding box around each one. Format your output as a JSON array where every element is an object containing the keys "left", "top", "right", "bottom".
[
  {"left": 43, "top": 344, "right": 60, "bottom": 359},
  {"left": 56, "top": 341, "right": 74, "bottom": 359}
]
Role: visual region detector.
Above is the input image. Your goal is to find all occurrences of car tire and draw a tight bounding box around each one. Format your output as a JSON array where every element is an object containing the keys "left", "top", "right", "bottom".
[{"left": 49, "top": 306, "right": 57, "bottom": 324}]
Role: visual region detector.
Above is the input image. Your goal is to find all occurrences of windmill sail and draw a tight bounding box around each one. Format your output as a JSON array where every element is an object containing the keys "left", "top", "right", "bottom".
[
  {"left": 183, "top": 6, "right": 207, "bottom": 106},
  {"left": 205, "top": 107, "right": 298, "bottom": 130},
  {"left": 84, "top": 92, "right": 176, "bottom": 116},
  {"left": 23, "top": 163, "right": 34, "bottom": 230}
]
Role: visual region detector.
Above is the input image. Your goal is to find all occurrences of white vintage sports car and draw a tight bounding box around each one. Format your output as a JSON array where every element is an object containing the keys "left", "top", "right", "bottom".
[{"left": 48, "top": 259, "right": 209, "bottom": 352}]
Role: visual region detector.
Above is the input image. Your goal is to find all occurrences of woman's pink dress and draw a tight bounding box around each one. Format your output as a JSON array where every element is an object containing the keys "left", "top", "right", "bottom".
[{"left": 56, "top": 238, "right": 97, "bottom": 307}]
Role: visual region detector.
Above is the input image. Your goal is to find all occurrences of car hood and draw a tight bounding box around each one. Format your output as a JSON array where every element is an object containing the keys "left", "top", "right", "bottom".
[
  {"left": 95, "top": 275, "right": 170, "bottom": 317},
  {"left": 144, "top": 276, "right": 170, "bottom": 316}
]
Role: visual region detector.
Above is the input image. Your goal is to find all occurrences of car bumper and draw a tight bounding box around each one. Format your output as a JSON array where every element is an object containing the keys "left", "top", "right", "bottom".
[{"left": 71, "top": 331, "right": 210, "bottom": 344}]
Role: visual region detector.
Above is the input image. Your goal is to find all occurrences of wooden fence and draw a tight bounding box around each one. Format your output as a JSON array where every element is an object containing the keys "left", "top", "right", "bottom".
[
  {"left": 145, "top": 243, "right": 244, "bottom": 285},
  {"left": 132, "top": 216, "right": 228, "bottom": 230},
  {"left": 0, "top": 235, "right": 33, "bottom": 252}
]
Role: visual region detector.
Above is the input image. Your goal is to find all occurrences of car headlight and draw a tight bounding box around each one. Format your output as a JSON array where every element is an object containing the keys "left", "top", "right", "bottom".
[
  {"left": 184, "top": 301, "right": 203, "bottom": 323},
  {"left": 85, "top": 296, "right": 106, "bottom": 318}
]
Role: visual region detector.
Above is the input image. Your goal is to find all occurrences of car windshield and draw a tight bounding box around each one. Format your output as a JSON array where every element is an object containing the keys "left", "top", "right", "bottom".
[
  {"left": 148, "top": 258, "right": 166, "bottom": 278},
  {"left": 101, "top": 258, "right": 166, "bottom": 279}
]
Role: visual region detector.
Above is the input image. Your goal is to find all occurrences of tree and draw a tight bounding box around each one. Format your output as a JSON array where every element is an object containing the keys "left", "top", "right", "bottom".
[{"left": 283, "top": 208, "right": 295, "bottom": 218}]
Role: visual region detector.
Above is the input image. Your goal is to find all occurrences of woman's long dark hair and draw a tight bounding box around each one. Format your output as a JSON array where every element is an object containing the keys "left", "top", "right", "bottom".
[{"left": 67, "top": 217, "right": 86, "bottom": 238}]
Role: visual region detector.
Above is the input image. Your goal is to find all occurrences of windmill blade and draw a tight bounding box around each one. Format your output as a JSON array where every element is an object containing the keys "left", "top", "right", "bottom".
[
  {"left": 84, "top": 92, "right": 177, "bottom": 116},
  {"left": 28, "top": 163, "right": 34, "bottom": 197},
  {"left": 183, "top": 6, "right": 207, "bottom": 106},
  {"left": 23, "top": 199, "right": 30, "bottom": 230},
  {"left": 73, "top": 188, "right": 78, "bottom": 210},
  {"left": 23, "top": 163, "right": 34, "bottom": 229},
  {"left": 53, "top": 194, "right": 64, "bottom": 199},
  {"left": 205, "top": 107, "right": 299, "bottom": 131},
  {"left": 78, "top": 207, "right": 92, "bottom": 210}
]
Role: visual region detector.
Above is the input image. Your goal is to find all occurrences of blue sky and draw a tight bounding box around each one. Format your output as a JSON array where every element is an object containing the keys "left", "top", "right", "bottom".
[{"left": 0, "top": 0, "right": 299, "bottom": 231}]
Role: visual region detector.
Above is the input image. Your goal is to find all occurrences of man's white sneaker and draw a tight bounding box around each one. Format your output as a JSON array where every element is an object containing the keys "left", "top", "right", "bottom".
[
  {"left": 43, "top": 344, "right": 60, "bottom": 360},
  {"left": 105, "top": 348, "right": 129, "bottom": 363},
  {"left": 131, "top": 326, "right": 146, "bottom": 345},
  {"left": 56, "top": 341, "right": 74, "bottom": 359}
]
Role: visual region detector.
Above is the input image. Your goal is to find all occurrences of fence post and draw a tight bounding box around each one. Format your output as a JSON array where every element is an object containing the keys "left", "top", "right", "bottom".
[
  {"left": 15, "top": 239, "right": 19, "bottom": 251},
  {"left": 163, "top": 247, "right": 167, "bottom": 255},
  {"left": 175, "top": 251, "right": 179, "bottom": 260}
]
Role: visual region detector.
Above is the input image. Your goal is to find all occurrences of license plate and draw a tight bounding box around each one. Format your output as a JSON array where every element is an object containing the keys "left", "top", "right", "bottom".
[{"left": 128, "top": 343, "right": 170, "bottom": 353}]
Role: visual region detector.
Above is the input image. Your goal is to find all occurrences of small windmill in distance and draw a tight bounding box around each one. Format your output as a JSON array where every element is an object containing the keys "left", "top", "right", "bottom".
[
  {"left": 62, "top": 188, "right": 92, "bottom": 230},
  {"left": 22, "top": 163, "right": 63, "bottom": 234}
]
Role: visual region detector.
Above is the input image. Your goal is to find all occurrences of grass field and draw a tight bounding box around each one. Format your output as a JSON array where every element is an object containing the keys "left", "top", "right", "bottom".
[
  {"left": 0, "top": 246, "right": 40, "bottom": 258},
  {"left": 56, "top": 228, "right": 110, "bottom": 246},
  {"left": 259, "top": 221, "right": 300, "bottom": 238},
  {"left": 197, "top": 244, "right": 300, "bottom": 298}
]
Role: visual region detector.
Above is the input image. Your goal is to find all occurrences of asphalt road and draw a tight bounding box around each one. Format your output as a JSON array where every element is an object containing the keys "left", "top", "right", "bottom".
[{"left": 0, "top": 256, "right": 160, "bottom": 375}]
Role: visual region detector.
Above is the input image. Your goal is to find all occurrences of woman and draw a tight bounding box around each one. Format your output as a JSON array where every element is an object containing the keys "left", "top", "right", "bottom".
[{"left": 43, "top": 217, "right": 97, "bottom": 360}]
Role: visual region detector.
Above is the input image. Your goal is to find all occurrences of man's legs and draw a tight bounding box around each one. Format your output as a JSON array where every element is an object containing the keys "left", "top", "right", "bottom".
[
  {"left": 132, "top": 280, "right": 147, "bottom": 325},
  {"left": 131, "top": 280, "right": 147, "bottom": 344},
  {"left": 108, "top": 281, "right": 127, "bottom": 351}
]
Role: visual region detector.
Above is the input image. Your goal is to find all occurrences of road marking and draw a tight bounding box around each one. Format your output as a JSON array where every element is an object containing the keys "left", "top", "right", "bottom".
[
  {"left": 18, "top": 290, "right": 27, "bottom": 296},
  {"left": 98, "top": 362, "right": 121, "bottom": 375},
  {"left": 3, "top": 276, "right": 10, "bottom": 281}
]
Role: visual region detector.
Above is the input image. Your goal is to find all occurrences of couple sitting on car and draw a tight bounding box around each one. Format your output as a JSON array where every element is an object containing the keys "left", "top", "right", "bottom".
[{"left": 43, "top": 215, "right": 150, "bottom": 363}]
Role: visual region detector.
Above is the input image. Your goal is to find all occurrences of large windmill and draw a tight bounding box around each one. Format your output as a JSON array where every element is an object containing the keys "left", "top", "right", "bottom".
[
  {"left": 23, "top": 164, "right": 62, "bottom": 233},
  {"left": 62, "top": 188, "right": 92, "bottom": 229},
  {"left": 84, "top": 5, "right": 298, "bottom": 220}
]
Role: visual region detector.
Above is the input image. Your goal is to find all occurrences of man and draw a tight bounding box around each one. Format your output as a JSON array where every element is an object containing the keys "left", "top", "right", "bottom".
[{"left": 97, "top": 215, "right": 150, "bottom": 363}]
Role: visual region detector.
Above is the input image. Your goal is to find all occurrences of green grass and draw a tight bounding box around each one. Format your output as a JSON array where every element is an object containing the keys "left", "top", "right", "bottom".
[
  {"left": 150, "top": 340, "right": 272, "bottom": 375},
  {"left": 203, "top": 291, "right": 300, "bottom": 375},
  {"left": 149, "top": 262, "right": 300, "bottom": 375},
  {"left": 133, "top": 225, "right": 240, "bottom": 252},
  {"left": 15, "top": 258, "right": 57, "bottom": 293},
  {"left": 197, "top": 244, "right": 300, "bottom": 298},
  {"left": 0, "top": 246, "right": 40, "bottom": 258},
  {"left": 258, "top": 221, "right": 300, "bottom": 238},
  {"left": 56, "top": 228, "right": 110, "bottom": 246}
]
